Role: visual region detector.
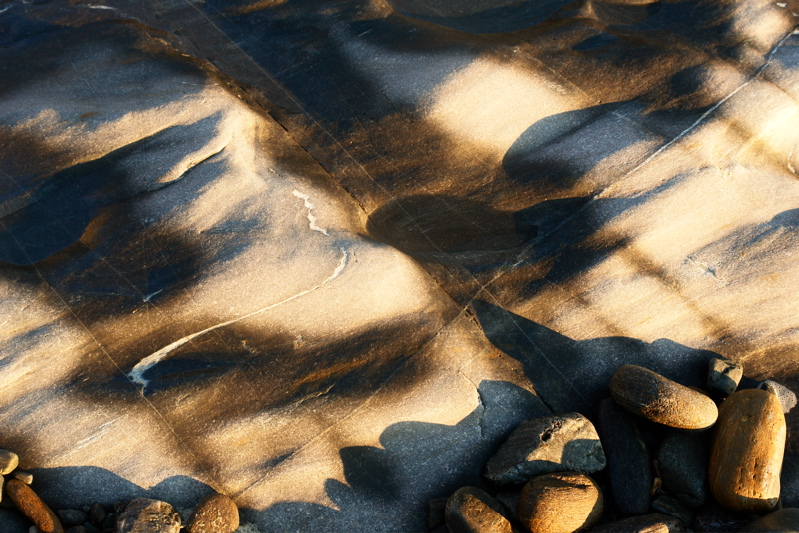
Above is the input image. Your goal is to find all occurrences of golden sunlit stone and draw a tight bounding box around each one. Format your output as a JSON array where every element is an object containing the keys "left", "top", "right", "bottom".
[
  {"left": 610, "top": 365, "right": 718, "bottom": 429},
  {"left": 709, "top": 388, "right": 786, "bottom": 513}
]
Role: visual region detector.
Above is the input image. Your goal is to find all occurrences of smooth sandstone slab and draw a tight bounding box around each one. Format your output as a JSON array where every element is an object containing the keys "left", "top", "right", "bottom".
[
  {"left": 709, "top": 389, "right": 786, "bottom": 513},
  {"left": 610, "top": 365, "right": 718, "bottom": 429}
]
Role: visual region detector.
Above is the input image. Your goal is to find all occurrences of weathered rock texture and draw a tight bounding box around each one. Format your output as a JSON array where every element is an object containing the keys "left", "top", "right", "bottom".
[
  {"left": 610, "top": 365, "right": 718, "bottom": 429},
  {"left": 709, "top": 389, "right": 786, "bottom": 513},
  {"left": 1, "top": 0, "right": 799, "bottom": 531},
  {"left": 186, "top": 493, "right": 239, "bottom": 533},
  {"left": 518, "top": 472, "right": 603, "bottom": 533},
  {"left": 484, "top": 412, "right": 606, "bottom": 484},
  {"left": 4, "top": 479, "right": 64, "bottom": 533},
  {"left": 116, "top": 498, "right": 181, "bottom": 533},
  {"left": 445, "top": 487, "right": 512, "bottom": 533}
]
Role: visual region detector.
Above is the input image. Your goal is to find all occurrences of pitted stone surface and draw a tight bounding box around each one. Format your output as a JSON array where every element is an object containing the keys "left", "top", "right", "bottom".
[{"left": 484, "top": 412, "right": 606, "bottom": 484}]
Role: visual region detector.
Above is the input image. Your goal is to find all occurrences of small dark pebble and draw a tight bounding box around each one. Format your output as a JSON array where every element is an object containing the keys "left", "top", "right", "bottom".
[
  {"left": 693, "top": 502, "right": 752, "bottom": 532},
  {"left": 83, "top": 524, "right": 99, "bottom": 533},
  {"left": 426, "top": 497, "right": 447, "bottom": 531},
  {"left": 57, "top": 510, "right": 87, "bottom": 527},
  {"left": 652, "top": 495, "right": 693, "bottom": 526},
  {"left": 65, "top": 527, "right": 85, "bottom": 533},
  {"left": 100, "top": 513, "right": 115, "bottom": 530},
  {"left": 88, "top": 504, "right": 106, "bottom": 526},
  {"left": 494, "top": 490, "right": 521, "bottom": 525}
]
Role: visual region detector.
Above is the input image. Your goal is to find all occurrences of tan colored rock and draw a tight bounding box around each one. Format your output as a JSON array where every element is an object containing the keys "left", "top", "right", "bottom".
[
  {"left": 709, "top": 388, "right": 785, "bottom": 513},
  {"left": 0, "top": 450, "right": 19, "bottom": 475},
  {"left": 4, "top": 479, "right": 64, "bottom": 533},
  {"left": 445, "top": 487, "right": 512, "bottom": 533},
  {"left": 518, "top": 472, "right": 603, "bottom": 533},
  {"left": 610, "top": 365, "right": 718, "bottom": 429},
  {"left": 186, "top": 493, "right": 239, "bottom": 533}
]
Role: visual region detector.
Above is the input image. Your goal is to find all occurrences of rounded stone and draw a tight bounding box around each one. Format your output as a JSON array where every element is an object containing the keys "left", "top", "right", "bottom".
[
  {"left": 4, "top": 479, "right": 64, "bottom": 533},
  {"left": 760, "top": 380, "right": 797, "bottom": 414},
  {"left": 588, "top": 513, "right": 686, "bottom": 532},
  {"left": 742, "top": 508, "right": 799, "bottom": 532},
  {"left": 484, "top": 412, "right": 606, "bottom": 485},
  {"left": 57, "top": 510, "right": 86, "bottom": 527},
  {"left": 88, "top": 503, "right": 106, "bottom": 526},
  {"left": 707, "top": 358, "right": 743, "bottom": 396},
  {"left": 657, "top": 430, "right": 710, "bottom": 507},
  {"left": 518, "top": 472, "right": 603, "bottom": 533},
  {"left": 115, "top": 498, "right": 180, "bottom": 533},
  {"left": 610, "top": 365, "right": 718, "bottom": 429},
  {"left": 445, "top": 487, "right": 512, "bottom": 533},
  {"left": 0, "top": 450, "right": 19, "bottom": 476},
  {"left": 186, "top": 493, "right": 239, "bottom": 533},
  {"left": 709, "top": 388, "right": 785, "bottom": 513}
]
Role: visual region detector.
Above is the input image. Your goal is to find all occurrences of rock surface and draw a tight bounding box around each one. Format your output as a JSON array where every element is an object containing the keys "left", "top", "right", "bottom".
[
  {"left": 709, "top": 388, "right": 786, "bottom": 513},
  {"left": 186, "top": 493, "right": 239, "bottom": 533},
  {"left": 597, "top": 398, "right": 652, "bottom": 515},
  {"left": 484, "top": 412, "right": 606, "bottom": 484},
  {"left": 657, "top": 430, "right": 709, "bottom": 507},
  {"left": 588, "top": 513, "right": 686, "bottom": 533},
  {"left": 518, "top": 473, "right": 603, "bottom": 533},
  {"left": 4, "top": 480, "right": 64, "bottom": 533},
  {"left": 115, "top": 499, "right": 180, "bottom": 533},
  {"left": 0, "top": 450, "right": 19, "bottom": 476},
  {"left": 1, "top": 0, "right": 799, "bottom": 531},
  {"left": 610, "top": 365, "right": 718, "bottom": 429},
  {"left": 444, "top": 487, "right": 512, "bottom": 533},
  {"left": 760, "top": 380, "right": 798, "bottom": 414},
  {"left": 707, "top": 358, "right": 743, "bottom": 396},
  {"left": 742, "top": 508, "right": 799, "bottom": 532}
]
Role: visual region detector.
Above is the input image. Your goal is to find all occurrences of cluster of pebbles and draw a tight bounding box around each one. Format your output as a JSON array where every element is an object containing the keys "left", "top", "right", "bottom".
[
  {"left": 0, "top": 452, "right": 239, "bottom": 533},
  {"left": 430, "top": 359, "right": 798, "bottom": 533}
]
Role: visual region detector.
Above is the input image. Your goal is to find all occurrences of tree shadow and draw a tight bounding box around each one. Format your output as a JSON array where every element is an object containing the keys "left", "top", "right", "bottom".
[
  {"left": 471, "top": 299, "right": 722, "bottom": 414},
  {"left": 256, "top": 379, "right": 547, "bottom": 532},
  {"left": 385, "top": 0, "right": 575, "bottom": 34}
]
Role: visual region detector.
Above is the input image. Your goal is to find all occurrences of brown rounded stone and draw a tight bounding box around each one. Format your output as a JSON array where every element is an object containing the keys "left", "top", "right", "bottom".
[
  {"left": 186, "top": 493, "right": 239, "bottom": 533},
  {"left": 610, "top": 365, "right": 718, "bottom": 429},
  {"left": 4, "top": 479, "right": 64, "bottom": 533},
  {"left": 445, "top": 487, "right": 512, "bottom": 533},
  {"left": 518, "top": 472, "right": 603, "bottom": 533},
  {"left": 709, "top": 388, "right": 785, "bottom": 513}
]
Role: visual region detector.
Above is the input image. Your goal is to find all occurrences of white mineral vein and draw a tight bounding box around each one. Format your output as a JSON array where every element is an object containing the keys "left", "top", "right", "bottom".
[
  {"left": 292, "top": 190, "right": 329, "bottom": 236},
  {"left": 128, "top": 247, "right": 349, "bottom": 390}
]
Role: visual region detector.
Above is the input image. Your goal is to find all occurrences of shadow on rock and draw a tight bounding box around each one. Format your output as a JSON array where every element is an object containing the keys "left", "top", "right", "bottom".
[
  {"left": 26, "top": 466, "right": 214, "bottom": 511},
  {"left": 471, "top": 299, "right": 722, "bottom": 415},
  {"left": 255, "top": 380, "right": 548, "bottom": 532}
]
